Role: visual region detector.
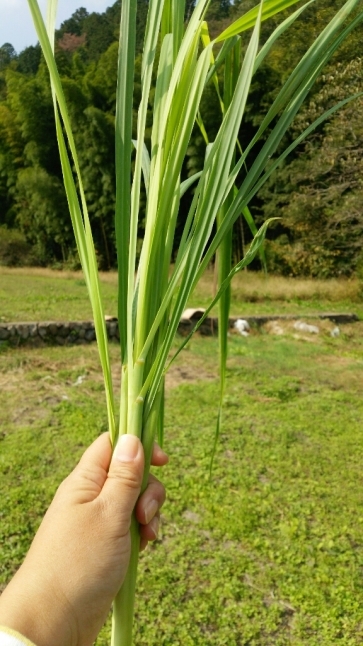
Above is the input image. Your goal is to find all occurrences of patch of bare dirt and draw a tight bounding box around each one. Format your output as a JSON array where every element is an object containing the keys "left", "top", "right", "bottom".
[{"left": 165, "top": 363, "right": 216, "bottom": 389}]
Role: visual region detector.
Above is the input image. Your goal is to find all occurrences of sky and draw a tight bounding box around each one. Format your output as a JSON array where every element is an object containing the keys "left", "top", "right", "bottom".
[{"left": 0, "top": 0, "right": 114, "bottom": 53}]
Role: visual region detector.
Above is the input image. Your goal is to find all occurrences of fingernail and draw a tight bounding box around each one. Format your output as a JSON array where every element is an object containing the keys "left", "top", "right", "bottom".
[
  {"left": 150, "top": 516, "right": 160, "bottom": 539},
  {"left": 115, "top": 435, "right": 140, "bottom": 462},
  {"left": 144, "top": 499, "right": 158, "bottom": 525}
]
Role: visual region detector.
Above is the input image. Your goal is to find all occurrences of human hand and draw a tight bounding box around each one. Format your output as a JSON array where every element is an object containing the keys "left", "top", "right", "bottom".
[{"left": 0, "top": 433, "right": 167, "bottom": 646}]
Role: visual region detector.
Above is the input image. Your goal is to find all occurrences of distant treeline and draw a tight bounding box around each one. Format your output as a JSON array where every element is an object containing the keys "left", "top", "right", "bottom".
[{"left": 0, "top": 0, "right": 362, "bottom": 277}]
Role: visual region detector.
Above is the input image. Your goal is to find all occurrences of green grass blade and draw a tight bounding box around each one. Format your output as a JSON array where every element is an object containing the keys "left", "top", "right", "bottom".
[
  {"left": 201, "top": 21, "right": 224, "bottom": 112},
  {"left": 253, "top": 0, "right": 315, "bottom": 73},
  {"left": 162, "top": 0, "right": 186, "bottom": 62},
  {"left": 135, "top": 39, "right": 212, "bottom": 358},
  {"left": 132, "top": 140, "right": 151, "bottom": 198},
  {"left": 27, "top": 0, "right": 116, "bottom": 442},
  {"left": 128, "top": 0, "right": 164, "bottom": 368},
  {"left": 205, "top": 36, "right": 240, "bottom": 86},
  {"left": 242, "top": 205, "right": 267, "bottom": 271},
  {"left": 180, "top": 172, "right": 203, "bottom": 198},
  {"left": 166, "top": 218, "right": 277, "bottom": 373},
  {"left": 216, "top": 0, "right": 314, "bottom": 42},
  {"left": 115, "top": 0, "right": 137, "bottom": 362},
  {"left": 141, "top": 218, "right": 275, "bottom": 418},
  {"left": 140, "top": 3, "right": 264, "bottom": 417},
  {"left": 137, "top": 3, "right": 261, "bottom": 369},
  {"left": 216, "top": 36, "right": 240, "bottom": 441}
]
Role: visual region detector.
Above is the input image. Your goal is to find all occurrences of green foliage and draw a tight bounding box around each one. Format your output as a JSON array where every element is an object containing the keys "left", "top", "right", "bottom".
[
  {"left": 5, "top": 67, "right": 60, "bottom": 173},
  {"left": 260, "top": 57, "right": 363, "bottom": 278},
  {"left": 57, "top": 7, "right": 90, "bottom": 38},
  {"left": 0, "top": 0, "right": 362, "bottom": 276},
  {"left": 16, "top": 45, "right": 42, "bottom": 75},
  {"left": 0, "top": 226, "right": 36, "bottom": 266},
  {"left": 14, "top": 167, "right": 73, "bottom": 263},
  {"left": 0, "top": 44, "right": 16, "bottom": 71}
]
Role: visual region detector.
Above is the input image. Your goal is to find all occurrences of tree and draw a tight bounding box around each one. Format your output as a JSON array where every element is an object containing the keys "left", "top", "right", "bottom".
[
  {"left": 83, "top": 13, "right": 115, "bottom": 60},
  {"left": 0, "top": 102, "right": 23, "bottom": 226},
  {"left": 6, "top": 68, "right": 61, "bottom": 176},
  {"left": 57, "top": 8, "right": 89, "bottom": 37},
  {"left": 62, "top": 76, "right": 117, "bottom": 267},
  {"left": 15, "top": 166, "right": 73, "bottom": 263},
  {"left": 17, "top": 45, "right": 41, "bottom": 75},
  {"left": 57, "top": 33, "right": 86, "bottom": 54},
  {"left": 260, "top": 57, "right": 363, "bottom": 277},
  {"left": 0, "top": 44, "right": 16, "bottom": 71},
  {"left": 206, "top": 0, "right": 231, "bottom": 20}
]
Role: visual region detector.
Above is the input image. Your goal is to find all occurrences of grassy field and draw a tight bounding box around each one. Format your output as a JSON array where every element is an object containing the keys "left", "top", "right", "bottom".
[
  {"left": 1, "top": 319, "right": 363, "bottom": 645},
  {"left": 1, "top": 267, "right": 362, "bottom": 322}
]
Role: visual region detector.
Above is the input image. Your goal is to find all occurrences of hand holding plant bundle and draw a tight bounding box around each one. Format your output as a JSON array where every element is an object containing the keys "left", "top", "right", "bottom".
[
  {"left": 0, "top": 435, "right": 167, "bottom": 646},
  {"left": 13, "top": 0, "right": 363, "bottom": 643}
]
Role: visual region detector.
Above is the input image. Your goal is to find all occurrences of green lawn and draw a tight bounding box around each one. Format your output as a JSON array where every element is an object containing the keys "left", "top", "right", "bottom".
[
  {"left": 1, "top": 325, "right": 363, "bottom": 644},
  {"left": 1, "top": 267, "right": 362, "bottom": 322}
]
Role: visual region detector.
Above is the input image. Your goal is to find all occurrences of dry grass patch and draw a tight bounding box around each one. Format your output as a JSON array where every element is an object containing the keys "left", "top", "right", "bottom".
[{"left": 195, "top": 269, "right": 361, "bottom": 303}]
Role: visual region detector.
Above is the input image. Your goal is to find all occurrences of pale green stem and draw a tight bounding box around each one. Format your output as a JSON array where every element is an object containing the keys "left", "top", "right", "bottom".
[
  {"left": 112, "top": 381, "right": 164, "bottom": 646},
  {"left": 111, "top": 516, "right": 140, "bottom": 646}
]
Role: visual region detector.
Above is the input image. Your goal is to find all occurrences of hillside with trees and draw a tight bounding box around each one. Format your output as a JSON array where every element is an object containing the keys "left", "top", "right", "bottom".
[{"left": 0, "top": 0, "right": 362, "bottom": 276}]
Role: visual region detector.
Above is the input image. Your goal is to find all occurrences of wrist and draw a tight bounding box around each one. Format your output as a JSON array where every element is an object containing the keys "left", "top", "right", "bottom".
[{"left": 0, "top": 568, "right": 77, "bottom": 646}]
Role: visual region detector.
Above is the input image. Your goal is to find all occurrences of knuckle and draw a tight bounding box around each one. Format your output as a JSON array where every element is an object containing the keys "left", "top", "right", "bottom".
[{"left": 108, "top": 464, "right": 142, "bottom": 491}]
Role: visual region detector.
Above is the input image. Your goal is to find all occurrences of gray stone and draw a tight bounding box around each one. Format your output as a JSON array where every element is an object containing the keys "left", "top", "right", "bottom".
[
  {"left": 38, "top": 326, "right": 49, "bottom": 339},
  {"left": 68, "top": 331, "right": 79, "bottom": 343},
  {"left": 85, "top": 328, "right": 96, "bottom": 342},
  {"left": 29, "top": 324, "right": 38, "bottom": 337},
  {"left": 17, "top": 325, "right": 29, "bottom": 340},
  {"left": 0, "top": 327, "right": 10, "bottom": 340},
  {"left": 57, "top": 323, "right": 70, "bottom": 338},
  {"left": 108, "top": 322, "right": 118, "bottom": 338},
  {"left": 8, "top": 325, "right": 16, "bottom": 337},
  {"left": 55, "top": 336, "right": 66, "bottom": 346}
]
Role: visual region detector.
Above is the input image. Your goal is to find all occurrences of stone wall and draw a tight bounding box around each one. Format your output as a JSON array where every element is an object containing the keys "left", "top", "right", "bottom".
[
  {"left": 0, "top": 317, "right": 218, "bottom": 347},
  {"left": 0, "top": 319, "right": 119, "bottom": 347},
  {"left": 0, "top": 312, "right": 358, "bottom": 348}
]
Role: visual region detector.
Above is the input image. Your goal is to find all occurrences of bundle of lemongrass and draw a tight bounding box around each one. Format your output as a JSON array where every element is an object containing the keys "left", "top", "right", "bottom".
[{"left": 26, "top": 0, "right": 363, "bottom": 644}]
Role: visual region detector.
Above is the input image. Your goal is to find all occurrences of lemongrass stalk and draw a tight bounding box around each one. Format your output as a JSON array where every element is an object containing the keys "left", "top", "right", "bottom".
[
  {"left": 26, "top": 1, "right": 363, "bottom": 645},
  {"left": 111, "top": 516, "right": 140, "bottom": 646}
]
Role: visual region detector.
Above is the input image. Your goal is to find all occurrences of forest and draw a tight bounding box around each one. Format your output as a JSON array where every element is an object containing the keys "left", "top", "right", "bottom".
[{"left": 0, "top": 0, "right": 362, "bottom": 277}]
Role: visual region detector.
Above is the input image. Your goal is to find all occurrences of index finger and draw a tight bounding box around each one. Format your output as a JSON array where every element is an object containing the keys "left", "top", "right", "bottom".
[{"left": 151, "top": 443, "right": 169, "bottom": 467}]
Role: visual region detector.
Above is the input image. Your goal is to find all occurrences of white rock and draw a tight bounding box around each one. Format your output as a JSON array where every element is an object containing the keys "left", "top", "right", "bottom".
[
  {"left": 331, "top": 326, "right": 340, "bottom": 337},
  {"left": 73, "top": 375, "right": 86, "bottom": 386},
  {"left": 293, "top": 321, "right": 319, "bottom": 334},
  {"left": 234, "top": 319, "right": 250, "bottom": 336}
]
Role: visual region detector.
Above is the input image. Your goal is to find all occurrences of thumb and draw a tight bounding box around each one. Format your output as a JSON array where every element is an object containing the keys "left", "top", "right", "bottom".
[{"left": 100, "top": 434, "right": 144, "bottom": 523}]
